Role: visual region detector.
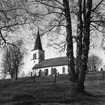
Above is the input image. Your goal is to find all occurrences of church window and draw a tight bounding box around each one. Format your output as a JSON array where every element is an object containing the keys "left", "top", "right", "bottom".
[
  {"left": 33, "top": 54, "right": 36, "bottom": 59},
  {"left": 51, "top": 68, "right": 57, "bottom": 75},
  {"left": 51, "top": 68, "right": 55, "bottom": 75},
  {"left": 62, "top": 67, "right": 66, "bottom": 74},
  {"left": 44, "top": 69, "right": 48, "bottom": 75}
]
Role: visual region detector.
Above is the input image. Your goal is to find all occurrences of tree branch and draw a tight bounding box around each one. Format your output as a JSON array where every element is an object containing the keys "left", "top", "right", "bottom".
[
  {"left": 0, "top": 30, "right": 6, "bottom": 44},
  {"left": 54, "top": 0, "right": 63, "bottom": 7},
  {"left": 91, "top": 23, "right": 105, "bottom": 33},
  {"left": 35, "top": 0, "right": 63, "bottom": 10},
  {"left": 92, "top": 0, "right": 104, "bottom": 11}
]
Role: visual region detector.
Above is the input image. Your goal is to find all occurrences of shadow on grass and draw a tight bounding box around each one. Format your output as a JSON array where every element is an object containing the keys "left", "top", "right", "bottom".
[
  {"left": 0, "top": 93, "right": 105, "bottom": 105},
  {"left": 94, "top": 94, "right": 105, "bottom": 98},
  {"left": 12, "top": 94, "right": 35, "bottom": 101},
  {"left": 61, "top": 94, "right": 105, "bottom": 104},
  {"left": 0, "top": 75, "right": 105, "bottom": 105}
]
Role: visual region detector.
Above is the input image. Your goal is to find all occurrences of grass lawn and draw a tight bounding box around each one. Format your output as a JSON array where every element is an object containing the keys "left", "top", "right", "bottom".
[{"left": 0, "top": 72, "right": 105, "bottom": 105}]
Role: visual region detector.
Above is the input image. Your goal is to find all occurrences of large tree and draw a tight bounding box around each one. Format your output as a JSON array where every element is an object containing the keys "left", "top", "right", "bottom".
[
  {"left": 88, "top": 54, "right": 103, "bottom": 71},
  {"left": 2, "top": 39, "right": 25, "bottom": 80},
  {"left": 25, "top": 0, "right": 105, "bottom": 94}
]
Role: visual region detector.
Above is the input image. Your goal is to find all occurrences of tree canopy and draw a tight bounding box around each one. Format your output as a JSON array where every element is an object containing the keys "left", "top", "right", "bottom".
[
  {"left": 88, "top": 54, "right": 103, "bottom": 71},
  {"left": 1, "top": 39, "right": 25, "bottom": 80}
]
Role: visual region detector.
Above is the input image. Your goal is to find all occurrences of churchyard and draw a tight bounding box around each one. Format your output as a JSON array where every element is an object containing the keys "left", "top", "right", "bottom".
[{"left": 0, "top": 71, "right": 105, "bottom": 105}]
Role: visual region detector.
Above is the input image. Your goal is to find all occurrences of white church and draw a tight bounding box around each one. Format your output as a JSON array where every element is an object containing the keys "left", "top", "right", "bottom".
[{"left": 32, "top": 30, "right": 69, "bottom": 76}]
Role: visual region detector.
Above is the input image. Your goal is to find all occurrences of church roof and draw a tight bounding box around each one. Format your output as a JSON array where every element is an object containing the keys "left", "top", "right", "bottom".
[
  {"left": 32, "top": 29, "right": 43, "bottom": 51},
  {"left": 33, "top": 56, "right": 68, "bottom": 69}
]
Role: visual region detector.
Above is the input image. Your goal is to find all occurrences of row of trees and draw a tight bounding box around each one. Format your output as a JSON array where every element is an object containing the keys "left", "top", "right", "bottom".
[
  {"left": 88, "top": 54, "right": 103, "bottom": 72},
  {"left": 1, "top": 39, "right": 25, "bottom": 80}
]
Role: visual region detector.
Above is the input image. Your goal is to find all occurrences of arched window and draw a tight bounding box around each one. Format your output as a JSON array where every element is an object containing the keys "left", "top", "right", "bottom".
[
  {"left": 33, "top": 53, "right": 36, "bottom": 59},
  {"left": 62, "top": 67, "right": 66, "bottom": 74},
  {"left": 51, "top": 68, "right": 54, "bottom": 75}
]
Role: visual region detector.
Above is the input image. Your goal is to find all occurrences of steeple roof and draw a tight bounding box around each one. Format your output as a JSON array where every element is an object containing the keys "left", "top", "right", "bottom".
[{"left": 33, "top": 29, "right": 43, "bottom": 50}]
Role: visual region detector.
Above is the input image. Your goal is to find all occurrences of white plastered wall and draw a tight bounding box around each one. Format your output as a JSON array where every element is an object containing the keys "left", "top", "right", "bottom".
[{"left": 33, "top": 65, "right": 68, "bottom": 76}]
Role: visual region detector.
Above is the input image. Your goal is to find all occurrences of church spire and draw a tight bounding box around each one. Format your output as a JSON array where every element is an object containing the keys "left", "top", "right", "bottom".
[{"left": 33, "top": 28, "right": 43, "bottom": 50}]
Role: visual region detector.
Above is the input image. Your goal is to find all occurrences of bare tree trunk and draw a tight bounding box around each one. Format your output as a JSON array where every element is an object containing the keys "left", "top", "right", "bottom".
[
  {"left": 76, "top": 0, "right": 83, "bottom": 80},
  {"left": 63, "top": 0, "right": 76, "bottom": 82},
  {"left": 63, "top": 0, "right": 92, "bottom": 93},
  {"left": 11, "top": 70, "right": 14, "bottom": 79},
  {"left": 77, "top": 0, "right": 92, "bottom": 93},
  {"left": 15, "top": 68, "right": 18, "bottom": 80},
  {"left": 15, "top": 72, "right": 18, "bottom": 80}
]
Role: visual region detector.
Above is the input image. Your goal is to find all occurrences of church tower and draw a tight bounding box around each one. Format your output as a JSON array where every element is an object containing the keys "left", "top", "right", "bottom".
[{"left": 32, "top": 29, "right": 45, "bottom": 65}]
